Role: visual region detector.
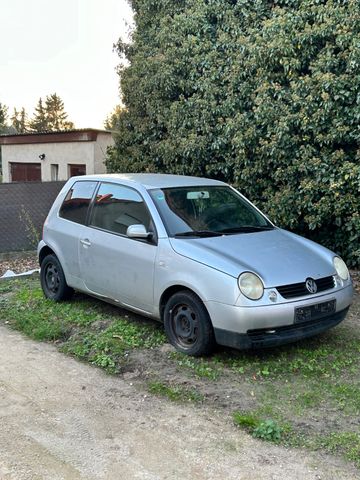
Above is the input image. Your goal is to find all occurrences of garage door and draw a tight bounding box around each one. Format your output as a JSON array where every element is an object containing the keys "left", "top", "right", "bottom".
[
  {"left": 10, "top": 163, "right": 41, "bottom": 182},
  {"left": 68, "top": 164, "right": 86, "bottom": 177}
]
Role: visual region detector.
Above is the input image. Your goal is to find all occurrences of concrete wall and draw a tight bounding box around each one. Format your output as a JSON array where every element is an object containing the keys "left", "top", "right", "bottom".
[
  {"left": 1, "top": 133, "right": 114, "bottom": 182},
  {"left": 94, "top": 132, "right": 114, "bottom": 174},
  {"left": 2, "top": 142, "right": 94, "bottom": 182}
]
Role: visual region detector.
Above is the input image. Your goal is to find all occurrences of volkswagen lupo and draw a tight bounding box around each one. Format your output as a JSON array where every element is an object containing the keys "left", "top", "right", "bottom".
[{"left": 38, "top": 174, "right": 353, "bottom": 356}]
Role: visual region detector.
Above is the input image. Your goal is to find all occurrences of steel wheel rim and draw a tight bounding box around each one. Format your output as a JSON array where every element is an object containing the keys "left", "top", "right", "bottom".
[
  {"left": 170, "top": 303, "right": 199, "bottom": 348},
  {"left": 45, "top": 263, "right": 60, "bottom": 294}
]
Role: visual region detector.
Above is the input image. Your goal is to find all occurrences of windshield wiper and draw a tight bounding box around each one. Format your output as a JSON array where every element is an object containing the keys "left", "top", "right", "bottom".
[
  {"left": 219, "top": 225, "right": 275, "bottom": 234},
  {"left": 174, "top": 230, "right": 223, "bottom": 238}
]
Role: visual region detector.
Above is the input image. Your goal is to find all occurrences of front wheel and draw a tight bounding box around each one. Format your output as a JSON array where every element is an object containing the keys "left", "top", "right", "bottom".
[
  {"left": 164, "top": 291, "right": 215, "bottom": 356},
  {"left": 40, "top": 254, "right": 74, "bottom": 301}
]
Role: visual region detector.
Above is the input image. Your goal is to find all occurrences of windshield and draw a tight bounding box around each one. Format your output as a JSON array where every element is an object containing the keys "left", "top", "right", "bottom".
[{"left": 149, "top": 186, "right": 274, "bottom": 237}]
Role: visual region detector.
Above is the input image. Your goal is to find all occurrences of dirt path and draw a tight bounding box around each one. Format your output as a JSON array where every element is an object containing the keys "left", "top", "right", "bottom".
[{"left": 0, "top": 325, "right": 358, "bottom": 480}]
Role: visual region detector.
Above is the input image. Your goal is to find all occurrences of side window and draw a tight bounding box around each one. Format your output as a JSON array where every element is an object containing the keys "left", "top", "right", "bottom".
[
  {"left": 90, "top": 183, "right": 151, "bottom": 236},
  {"left": 59, "top": 181, "right": 97, "bottom": 225}
]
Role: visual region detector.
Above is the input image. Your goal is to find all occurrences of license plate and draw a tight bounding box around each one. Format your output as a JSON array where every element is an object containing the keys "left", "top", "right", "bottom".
[{"left": 294, "top": 299, "right": 336, "bottom": 324}]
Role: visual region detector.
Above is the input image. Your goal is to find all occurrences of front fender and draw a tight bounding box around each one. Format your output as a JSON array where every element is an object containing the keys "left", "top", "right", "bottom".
[{"left": 154, "top": 239, "right": 239, "bottom": 317}]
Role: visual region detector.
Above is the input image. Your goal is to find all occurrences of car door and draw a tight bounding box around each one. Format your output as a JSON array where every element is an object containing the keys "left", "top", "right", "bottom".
[
  {"left": 78, "top": 182, "right": 157, "bottom": 313},
  {"left": 51, "top": 180, "right": 98, "bottom": 288}
]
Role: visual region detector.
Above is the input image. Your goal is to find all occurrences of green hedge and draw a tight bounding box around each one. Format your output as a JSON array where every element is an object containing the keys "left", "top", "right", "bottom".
[{"left": 107, "top": 0, "right": 360, "bottom": 267}]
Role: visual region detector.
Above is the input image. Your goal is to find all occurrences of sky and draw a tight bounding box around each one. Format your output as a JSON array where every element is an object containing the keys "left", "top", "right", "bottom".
[{"left": 0, "top": 0, "right": 133, "bottom": 129}]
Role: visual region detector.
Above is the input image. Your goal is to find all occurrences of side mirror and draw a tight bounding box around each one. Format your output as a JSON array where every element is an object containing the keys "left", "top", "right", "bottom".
[{"left": 126, "top": 224, "right": 152, "bottom": 239}]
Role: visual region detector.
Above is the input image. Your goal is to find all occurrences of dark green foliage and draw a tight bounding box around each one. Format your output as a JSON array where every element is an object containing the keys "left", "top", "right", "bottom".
[
  {"left": 29, "top": 94, "right": 74, "bottom": 132},
  {"left": 44, "top": 93, "right": 74, "bottom": 131},
  {"left": 0, "top": 102, "right": 8, "bottom": 132},
  {"left": 11, "top": 107, "right": 29, "bottom": 133},
  {"left": 108, "top": 0, "right": 360, "bottom": 266},
  {"left": 29, "top": 98, "right": 47, "bottom": 132}
]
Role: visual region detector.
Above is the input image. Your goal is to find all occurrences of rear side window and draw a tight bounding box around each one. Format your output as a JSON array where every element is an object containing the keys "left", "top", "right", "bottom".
[
  {"left": 90, "top": 182, "right": 151, "bottom": 235},
  {"left": 59, "top": 181, "right": 97, "bottom": 225}
]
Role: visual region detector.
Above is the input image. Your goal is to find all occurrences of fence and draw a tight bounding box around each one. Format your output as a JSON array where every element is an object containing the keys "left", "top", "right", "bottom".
[{"left": 0, "top": 181, "right": 66, "bottom": 252}]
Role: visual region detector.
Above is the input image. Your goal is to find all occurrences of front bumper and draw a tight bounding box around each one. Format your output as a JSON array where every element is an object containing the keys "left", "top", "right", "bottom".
[
  {"left": 205, "top": 284, "right": 353, "bottom": 350},
  {"left": 214, "top": 307, "right": 349, "bottom": 349}
]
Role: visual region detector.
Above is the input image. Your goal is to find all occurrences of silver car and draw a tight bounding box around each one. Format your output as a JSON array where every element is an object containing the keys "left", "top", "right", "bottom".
[{"left": 38, "top": 174, "right": 353, "bottom": 356}]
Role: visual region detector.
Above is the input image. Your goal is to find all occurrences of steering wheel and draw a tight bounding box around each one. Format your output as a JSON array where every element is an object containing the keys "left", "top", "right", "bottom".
[{"left": 201, "top": 204, "right": 237, "bottom": 230}]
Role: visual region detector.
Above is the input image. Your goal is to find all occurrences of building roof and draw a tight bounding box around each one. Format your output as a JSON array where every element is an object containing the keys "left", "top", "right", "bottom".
[
  {"left": 0, "top": 129, "right": 112, "bottom": 145},
  {"left": 72, "top": 173, "right": 225, "bottom": 189}
]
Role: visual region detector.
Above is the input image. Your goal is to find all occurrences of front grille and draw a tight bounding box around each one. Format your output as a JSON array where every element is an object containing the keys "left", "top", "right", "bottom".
[
  {"left": 245, "top": 307, "right": 349, "bottom": 349},
  {"left": 276, "top": 276, "right": 335, "bottom": 299}
]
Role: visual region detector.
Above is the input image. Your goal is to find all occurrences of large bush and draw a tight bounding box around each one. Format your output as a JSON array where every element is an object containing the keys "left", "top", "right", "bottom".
[{"left": 107, "top": 0, "right": 360, "bottom": 267}]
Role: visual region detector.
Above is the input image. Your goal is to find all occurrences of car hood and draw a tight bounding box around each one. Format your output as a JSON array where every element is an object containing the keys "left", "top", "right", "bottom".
[{"left": 169, "top": 228, "right": 336, "bottom": 287}]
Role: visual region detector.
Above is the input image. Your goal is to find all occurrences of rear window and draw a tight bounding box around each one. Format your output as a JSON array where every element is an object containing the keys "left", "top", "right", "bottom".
[{"left": 59, "top": 181, "right": 97, "bottom": 225}]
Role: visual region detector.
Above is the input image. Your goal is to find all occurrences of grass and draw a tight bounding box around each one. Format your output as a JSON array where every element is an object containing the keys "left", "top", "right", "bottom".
[
  {"left": 233, "top": 410, "right": 360, "bottom": 465},
  {"left": 314, "top": 432, "right": 360, "bottom": 465},
  {"left": 148, "top": 380, "right": 204, "bottom": 403},
  {"left": 170, "top": 320, "right": 360, "bottom": 467},
  {"left": 0, "top": 281, "right": 15, "bottom": 294},
  {"left": 219, "top": 335, "right": 360, "bottom": 379},
  {"left": 0, "top": 276, "right": 359, "bottom": 468},
  {"left": 170, "top": 352, "right": 222, "bottom": 380},
  {"left": 0, "top": 277, "right": 165, "bottom": 373},
  {"left": 224, "top": 335, "right": 360, "bottom": 467}
]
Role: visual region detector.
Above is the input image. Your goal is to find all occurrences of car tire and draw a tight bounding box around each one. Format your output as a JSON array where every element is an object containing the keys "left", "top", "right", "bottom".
[
  {"left": 164, "top": 290, "right": 216, "bottom": 356},
  {"left": 40, "top": 254, "right": 74, "bottom": 301}
]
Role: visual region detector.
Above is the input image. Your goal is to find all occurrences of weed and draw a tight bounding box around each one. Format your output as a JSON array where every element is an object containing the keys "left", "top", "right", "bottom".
[
  {"left": 233, "top": 412, "right": 284, "bottom": 443},
  {"left": 19, "top": 206, "right": 41, "bottom": 249},
  {"left": 253, "top": 420, "right": 282, "bottom": 442},
  {"left": 92, "top": 353, "right": 116, "bottom": 371}
]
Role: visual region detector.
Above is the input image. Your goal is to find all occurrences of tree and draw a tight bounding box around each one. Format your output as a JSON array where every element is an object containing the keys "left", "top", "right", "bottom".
[
  {"left": 45, "top": 93, "right": 74, "bottom": 131},
  {"left": 29, "top": 94, "right": 74, "bottom": 132},
  {"left": 108, "top": 0, "right": 360, "bottom": 267},
  {"left": 29, "top": 98, "right": 47, "bottom": 132},
  {"left": 0, "top": 103, "right": 8, "bottom": 133},
  {"left": 0, "top": 102, "right": 9, "bottom": 175},
  {"left": 104, "top": 105, "right": 125, "bottom": 131},
  {"left": 11, "top": 107, "right": 28, "bottom": 133}
]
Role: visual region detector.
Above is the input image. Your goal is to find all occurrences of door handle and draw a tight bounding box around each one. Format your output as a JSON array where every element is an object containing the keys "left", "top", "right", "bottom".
[{"left": 80, "top": 238, "right": 91, "bottom": 247}]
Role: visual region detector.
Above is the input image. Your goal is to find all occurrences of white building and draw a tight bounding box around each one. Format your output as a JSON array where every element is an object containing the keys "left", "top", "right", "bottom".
[{"left": 0, "top": 129, "right": 114, "bottom": 182}]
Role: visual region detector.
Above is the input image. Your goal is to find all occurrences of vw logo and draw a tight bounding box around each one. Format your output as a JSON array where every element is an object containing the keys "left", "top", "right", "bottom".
[{"left": 305, "top": 278, "right": 317, "bottom": 294}]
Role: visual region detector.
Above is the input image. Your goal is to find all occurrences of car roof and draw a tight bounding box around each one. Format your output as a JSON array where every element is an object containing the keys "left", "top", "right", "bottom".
[{"left": 73, "top": 173, "right": 227, "bottom": 189}]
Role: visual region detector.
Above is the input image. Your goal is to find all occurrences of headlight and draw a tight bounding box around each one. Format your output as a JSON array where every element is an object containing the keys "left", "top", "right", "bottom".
[
  {"left": 333, "top": 256, "right": 349, "bottom": 281},
  {"left": 238, "top": 272, "right": 264, "bottom": 300}
]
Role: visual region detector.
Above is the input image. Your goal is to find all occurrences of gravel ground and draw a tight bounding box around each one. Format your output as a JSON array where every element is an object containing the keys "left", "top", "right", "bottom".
[{"left": 1, "top": 325, "right": 359, "bottom": 480}]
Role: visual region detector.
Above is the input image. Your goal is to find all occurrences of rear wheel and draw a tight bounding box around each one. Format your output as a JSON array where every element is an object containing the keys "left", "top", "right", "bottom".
[
  {"left": 40, "top": 254, "right": 74, "bottom": 301},
  {"left": 164, "top": 291, "right": 215, "bottom": 356}
]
